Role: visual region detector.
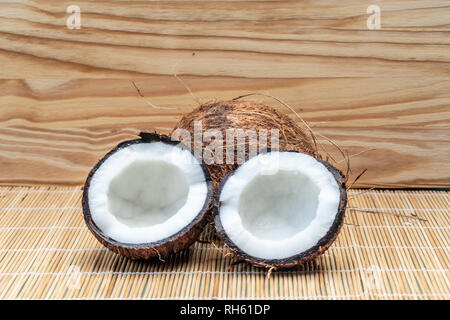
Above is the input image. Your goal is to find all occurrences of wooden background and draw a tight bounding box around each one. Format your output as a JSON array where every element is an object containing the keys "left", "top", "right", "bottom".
[{"left": 0, "top": 0, "right": 449, "bottom": 188}]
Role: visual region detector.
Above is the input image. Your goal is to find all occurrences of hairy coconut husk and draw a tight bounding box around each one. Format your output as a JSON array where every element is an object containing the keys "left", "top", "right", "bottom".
[
  {"left": 171, "top": 100, "right": 320, "bottom": 189},
  {"left": 171, "top": 100, "right": 347, "bottom": 269},
  {"left": 82, "top": 132, "right": 213, "bottom": 260}
]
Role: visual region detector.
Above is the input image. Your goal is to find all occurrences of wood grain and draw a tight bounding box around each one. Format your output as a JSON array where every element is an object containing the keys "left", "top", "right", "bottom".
[
  {"left": 0, "top": 1, "right": 449, "bottom": 187},
  {"left": 1, "top": 0, "right": 449, "bottom": 78},
  {"left": 0, "top": 77, "right": 449, "bottom": 187}
]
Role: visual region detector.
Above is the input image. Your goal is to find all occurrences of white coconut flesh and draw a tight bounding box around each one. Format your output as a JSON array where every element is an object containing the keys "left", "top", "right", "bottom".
[
  {"left": 88, "top": 142, "right": 208, "bottom": 244},
  {"left": 218, "top": 151, "right": 341, "bottom": 260}
]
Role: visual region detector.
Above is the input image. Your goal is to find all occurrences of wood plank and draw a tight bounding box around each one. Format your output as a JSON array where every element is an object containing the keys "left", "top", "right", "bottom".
[
  {"left": 0, "top": 1, "right": 448, "bottom": 187},
  {"left": 0, "top": 77, "right": 448, "bottom": 187},
  {"left": 0, "top": 1, "right": 449, "bottom": 78}
]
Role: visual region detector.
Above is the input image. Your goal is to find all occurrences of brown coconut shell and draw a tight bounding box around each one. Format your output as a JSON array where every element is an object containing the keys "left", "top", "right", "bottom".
[
  {"left": 213, "top": 151, "right": 347, "bottom": 269},
  {"left": 171, "top": 100, "right": 320, "bottom": 189},
  {"left": 82, "top": 132, "right": 213, "bottom": 260}
]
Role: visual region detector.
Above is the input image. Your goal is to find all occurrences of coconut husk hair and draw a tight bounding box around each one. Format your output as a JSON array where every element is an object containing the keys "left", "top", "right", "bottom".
[{"left": 171, "top": 100, "right": 320, "bottom": 189}]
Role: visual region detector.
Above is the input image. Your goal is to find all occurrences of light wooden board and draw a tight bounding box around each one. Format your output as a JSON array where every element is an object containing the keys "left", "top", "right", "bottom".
[
  {"left": 0, "top": 186, "right": 448, "bottom": 300},
  {"left": 0, "top": 1, "right": 449, "bottom": 187},
  {"left": 0, "top": 78, "right": 449, "bottom": 187},
  {"left": 1, "top": 0, "right": 450, "bottom": 79}
]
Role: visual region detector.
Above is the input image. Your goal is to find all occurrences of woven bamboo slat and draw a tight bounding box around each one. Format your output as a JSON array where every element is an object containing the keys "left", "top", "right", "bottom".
[{"left": 0, "top": 186, "right": 448, "bottom": 300}]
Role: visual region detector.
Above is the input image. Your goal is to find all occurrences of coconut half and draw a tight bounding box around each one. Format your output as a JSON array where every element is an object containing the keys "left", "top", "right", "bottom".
[
  {"left": 82, "top": 133, "right": 213, "bottom": 259},
  {"left": 214, "top": 151, "right": 346, "bottom": 268}
]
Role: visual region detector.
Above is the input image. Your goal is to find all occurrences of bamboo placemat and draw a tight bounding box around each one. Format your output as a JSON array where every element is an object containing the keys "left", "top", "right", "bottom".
[{"left": 0, "top": 186, "right": 448, "bottom": 300}]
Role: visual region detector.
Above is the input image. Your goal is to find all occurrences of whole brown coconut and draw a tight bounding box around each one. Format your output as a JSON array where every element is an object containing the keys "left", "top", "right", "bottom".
[
  {"left": 171, "top": 100, "right": 320, "bottom": 189},
  {"left": 172, "top": 100, "right": 347, "bottom": 270}
]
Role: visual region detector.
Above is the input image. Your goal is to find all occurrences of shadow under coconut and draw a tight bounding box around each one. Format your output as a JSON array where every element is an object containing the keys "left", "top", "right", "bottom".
[
  {"left": 223, "top": 241, "right": 352, "bottom": 277},
  {"left": 78, "top": 223, "right": 222, "bottom": 275},
  {"left": 81, "top": 221, "right": 347, "bottom": 277},
  {"left": 77, "top": 243, "right": 349, "bottom": 288},
  {"left": 81, "top": 244, "right": 209, "bottom": 275}
]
